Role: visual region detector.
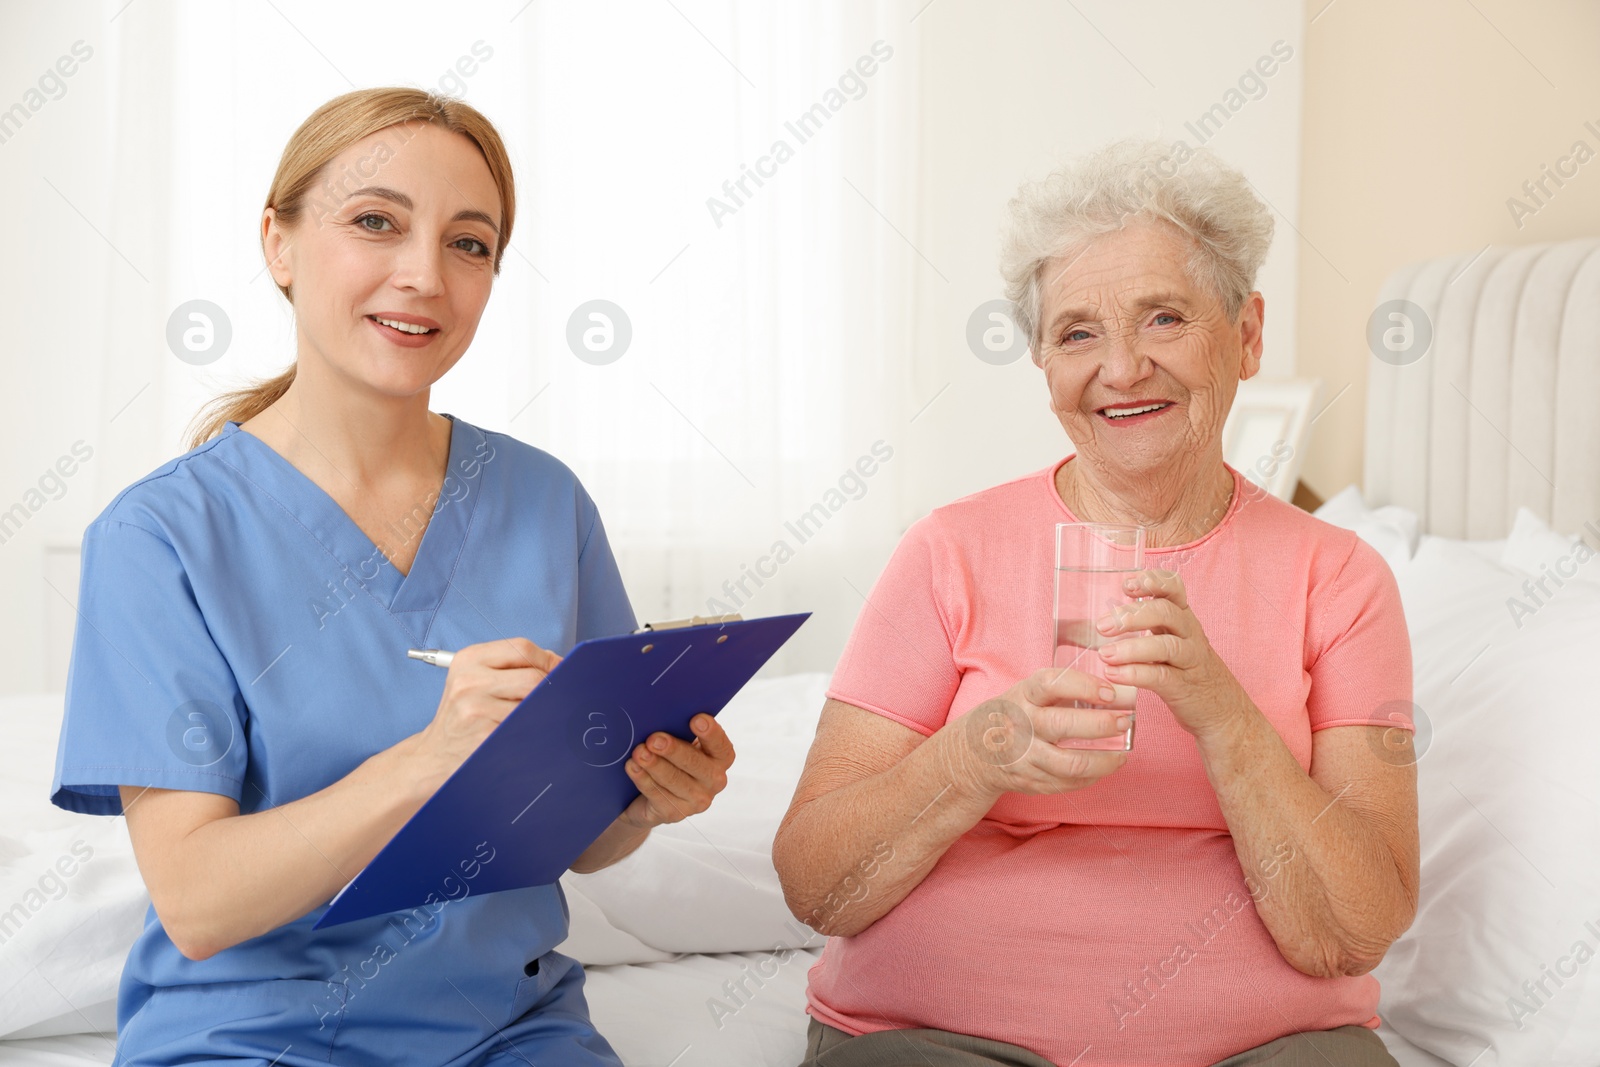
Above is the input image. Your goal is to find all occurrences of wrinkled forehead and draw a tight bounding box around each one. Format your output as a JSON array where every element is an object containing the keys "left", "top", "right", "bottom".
[{"left": 1039, "top": 223, "right": 1212, "bottom": 319}]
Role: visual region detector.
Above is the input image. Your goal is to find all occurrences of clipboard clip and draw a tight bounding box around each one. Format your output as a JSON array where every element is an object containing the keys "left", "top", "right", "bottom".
[{"left": 634, "top": 613, "right": 743, "bottom": 633}]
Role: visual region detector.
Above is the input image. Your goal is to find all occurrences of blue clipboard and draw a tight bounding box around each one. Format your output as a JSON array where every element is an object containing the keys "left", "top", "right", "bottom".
[{"left": 314, "top": 612, "right": 810, "bottom": 928}]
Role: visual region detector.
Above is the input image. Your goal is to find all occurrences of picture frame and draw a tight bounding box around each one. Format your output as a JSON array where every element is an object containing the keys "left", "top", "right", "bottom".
[{"left": 1221, "top": 378, "right": 1321, "bottom": 501}]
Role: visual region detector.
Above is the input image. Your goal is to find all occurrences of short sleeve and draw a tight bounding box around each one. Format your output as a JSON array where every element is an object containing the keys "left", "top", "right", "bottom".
[
  {"left": 574, "top": 490, "right": 637, "bottom": 643},
  {"left": 826, "top": 515, "right": 962, "bottom": 737},
  {"left": 1303, "top": 534, "right": 1415, "bottom": 733},
  {"left": 51, "top": 520, "right": 249, "bottom": 815}
]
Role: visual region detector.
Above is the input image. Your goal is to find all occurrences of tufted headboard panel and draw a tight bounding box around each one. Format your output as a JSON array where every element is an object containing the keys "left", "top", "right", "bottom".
[{"left": 1364, "top": 238, "right": 1600, "bottom": 546}]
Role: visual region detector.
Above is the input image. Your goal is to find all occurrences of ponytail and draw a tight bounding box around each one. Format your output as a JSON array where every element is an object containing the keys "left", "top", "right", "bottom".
[{"left": 184, "top": 364, "right": 297, "bottom": 451}]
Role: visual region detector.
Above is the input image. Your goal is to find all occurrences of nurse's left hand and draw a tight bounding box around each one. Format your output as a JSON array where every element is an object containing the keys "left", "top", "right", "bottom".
[{"left": 619, "top": 714, "right": 736, "bottom": 830}]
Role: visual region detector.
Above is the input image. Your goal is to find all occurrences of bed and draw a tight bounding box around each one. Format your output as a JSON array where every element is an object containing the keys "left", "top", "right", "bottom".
[
  {"left": 0, "top": 677, "right": 1455, "bottom": 1067},
  {"left": 5, "top": 240, "right": 1598, "bottom": 1066}
]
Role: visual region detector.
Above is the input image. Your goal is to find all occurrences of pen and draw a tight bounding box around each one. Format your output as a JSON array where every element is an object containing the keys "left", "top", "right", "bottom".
[{"left": 406, "top": 614, "right": 744, "bottom": 668}]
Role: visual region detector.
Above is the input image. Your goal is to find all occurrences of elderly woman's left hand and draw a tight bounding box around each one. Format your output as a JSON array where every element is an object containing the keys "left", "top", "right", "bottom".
[
  {"left": 1094, "top": 569, "right": 1250, "bottom": 739},
  {"left": 618, "top": 713, "right": 735, "bottom": 830}
]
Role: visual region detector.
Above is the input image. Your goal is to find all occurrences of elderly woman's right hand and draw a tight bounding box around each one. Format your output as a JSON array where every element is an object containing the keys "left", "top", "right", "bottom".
[{"left": 947, "top": 668, "right": 1132, "bottom": 801}]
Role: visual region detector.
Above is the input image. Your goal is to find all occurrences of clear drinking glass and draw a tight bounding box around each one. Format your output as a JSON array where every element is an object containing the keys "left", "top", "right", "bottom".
[{"left": 1053, "top": 522, "right": 1144, "bottom": 751}]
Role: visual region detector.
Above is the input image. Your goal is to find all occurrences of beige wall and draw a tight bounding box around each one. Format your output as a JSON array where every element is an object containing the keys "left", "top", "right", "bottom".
[
  {"left": 1296, "top": 0, "right": 1600, "bottom": 498},
  {"left": 905, "top": 0, "right": 1305, "bottom": 524}
]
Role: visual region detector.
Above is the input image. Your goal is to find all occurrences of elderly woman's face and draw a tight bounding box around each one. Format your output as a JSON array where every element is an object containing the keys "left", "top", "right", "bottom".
[
  {"left": 263, "top": 121, "right": 501, "bottom": 399},
  {"left": 1033, "top": 221, "right": 1263, "bottom": 481}
]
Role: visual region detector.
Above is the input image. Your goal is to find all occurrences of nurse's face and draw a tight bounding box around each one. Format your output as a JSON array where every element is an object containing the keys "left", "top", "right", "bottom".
[{"left": 262, "top": 121, "right": 502, "bottom": 400}]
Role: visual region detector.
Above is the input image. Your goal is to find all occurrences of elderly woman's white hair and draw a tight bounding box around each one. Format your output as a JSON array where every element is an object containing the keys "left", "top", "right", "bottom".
[{"left": 999, "top": 138, "right": 1275, "bottom": 351}]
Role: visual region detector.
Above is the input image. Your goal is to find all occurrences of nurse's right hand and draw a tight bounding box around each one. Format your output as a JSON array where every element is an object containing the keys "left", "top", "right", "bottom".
[{"left": 410, "top": 637, "right": 561, "bottom": 794}]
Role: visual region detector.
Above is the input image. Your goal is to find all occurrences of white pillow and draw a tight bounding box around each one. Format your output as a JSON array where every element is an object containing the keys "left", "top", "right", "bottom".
[
  {"left": 0, "top": 693, "right": 148, "bottom": 1040},
  {"left": 1374, "top": 535, "right": 1600, "bottom": 1066},
  {"left": 558, "top": 672, "right": 831, "bottom": 960},
  {"left": 1500, "top": 507, "right": 1600, "bottom": 590},
  {"left": 1313, "top": 485, "right": 1421, "bottom": 573},
  {"left": 557, "top": 879, "right": 679, "bottom": 966}
]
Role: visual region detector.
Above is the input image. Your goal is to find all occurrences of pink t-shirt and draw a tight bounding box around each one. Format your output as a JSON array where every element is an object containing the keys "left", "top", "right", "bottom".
[{"left": 805, "top": 456, "right": 1415, "bottom": 1067}]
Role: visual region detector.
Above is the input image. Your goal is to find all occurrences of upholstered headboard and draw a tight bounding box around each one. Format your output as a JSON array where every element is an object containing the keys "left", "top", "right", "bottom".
[{"left": 1364, "top": 238, "right": 1600, "bottom": 546}]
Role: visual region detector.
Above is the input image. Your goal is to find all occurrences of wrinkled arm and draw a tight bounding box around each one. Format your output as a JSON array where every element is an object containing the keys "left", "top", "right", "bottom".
[
  {"left": 772, "top": 699, "right": 995, "bottom": 937},
  {"left": 1196, "top": 704, "right": 1420, "bottom": 977}
]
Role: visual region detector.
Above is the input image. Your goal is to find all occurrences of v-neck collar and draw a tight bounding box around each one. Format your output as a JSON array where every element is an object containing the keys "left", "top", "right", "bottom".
[{"left": 219, "top": 413, "right": 484, "bottom": 644}]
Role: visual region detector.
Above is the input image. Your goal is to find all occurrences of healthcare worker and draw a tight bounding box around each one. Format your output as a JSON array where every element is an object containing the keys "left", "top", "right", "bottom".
[{"left": 49, "top": 87, "right": 736, "bottom": 1066}]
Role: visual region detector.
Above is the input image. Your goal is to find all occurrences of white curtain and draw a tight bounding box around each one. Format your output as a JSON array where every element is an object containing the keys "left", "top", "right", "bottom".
[
  {"left": 509, "top": 2, "right": 919, "bottom": 672},
  {"left": 50, "top": 0, "right": 922, "bottom": 680}
]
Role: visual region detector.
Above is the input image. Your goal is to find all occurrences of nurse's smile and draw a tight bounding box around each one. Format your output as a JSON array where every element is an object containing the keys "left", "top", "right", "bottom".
[{"left": 366, "top": 311, "right": 443, "bottom": 348}]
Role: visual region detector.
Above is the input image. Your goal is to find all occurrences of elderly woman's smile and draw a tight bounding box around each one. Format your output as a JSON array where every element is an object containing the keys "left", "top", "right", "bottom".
[{"left": 1097, "top": 400, "right": 1173, "bottom": 423}]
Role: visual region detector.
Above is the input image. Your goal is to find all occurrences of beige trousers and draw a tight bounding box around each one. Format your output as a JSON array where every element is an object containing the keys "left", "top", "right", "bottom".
[{"left": 796, "top": 1017, "right": 1401, "bottom": 1067}]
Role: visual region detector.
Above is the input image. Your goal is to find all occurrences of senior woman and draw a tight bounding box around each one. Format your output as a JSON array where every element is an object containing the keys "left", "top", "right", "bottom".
[{"left": 773, "top": 139, "right": 1418, "bottom": 1067}]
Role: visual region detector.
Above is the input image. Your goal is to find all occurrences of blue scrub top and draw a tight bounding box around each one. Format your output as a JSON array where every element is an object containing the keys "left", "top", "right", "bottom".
[{"left": 50, "top": 415, "right": 635, "bottom": 1067}]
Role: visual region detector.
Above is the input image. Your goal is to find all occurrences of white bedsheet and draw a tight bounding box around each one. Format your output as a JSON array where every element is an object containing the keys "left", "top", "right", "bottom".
[
  {"left": 584, "top": 946, "right": 822, "bottom": 1066},
  {"left": 0, "top": 1032, "right": 120, "bottom": 1067}
]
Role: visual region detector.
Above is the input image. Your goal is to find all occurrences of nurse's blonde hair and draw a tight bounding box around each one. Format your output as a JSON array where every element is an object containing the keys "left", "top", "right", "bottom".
[{"left": 185, "top": 87, "right": 516, "bottom": 450}]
